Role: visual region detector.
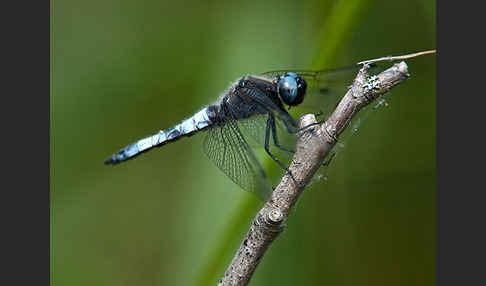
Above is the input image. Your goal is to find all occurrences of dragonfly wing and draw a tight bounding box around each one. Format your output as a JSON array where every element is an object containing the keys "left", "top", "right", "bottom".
[
  {"left": 203, "top": 118, "right": 273, "bottom": 201},
  {"left": 260, "top": 63, "right": 384, "bottom": 89},
  {"left": 237, "top": 115, "right": 267, "bottom": 147},
  {"left": 261, "top": 64, "right": 386, "bottom": 119},
  {"left": 237, "top": 114, "right": 296, "bottom": 163}
]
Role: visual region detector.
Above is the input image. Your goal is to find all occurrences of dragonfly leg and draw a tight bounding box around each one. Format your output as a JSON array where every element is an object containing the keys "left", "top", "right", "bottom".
[
  {"left": 265, "top": 116, "right": 297, "bottom": 183},
  {"left": 270, "top": 115, "right": 295, "bottom": 154},
  {"left": 279, "top": 119, "right": 297, "bottom": 134}
]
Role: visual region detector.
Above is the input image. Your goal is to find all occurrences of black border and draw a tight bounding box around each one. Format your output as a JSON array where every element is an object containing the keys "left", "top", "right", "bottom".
[
  {"left": 438, "top": 1, "right": 486, "bottom": 285},
  {"left": 2, "top": 0, "right": 49, "bottom": 285}
]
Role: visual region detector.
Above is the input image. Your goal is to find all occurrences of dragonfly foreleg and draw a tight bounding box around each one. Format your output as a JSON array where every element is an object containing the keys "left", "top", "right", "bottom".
[
  {"left": 270, "top": 115, "right": 295, "bottom": 154},
  {"left": 265, "top": 116, "right": 297, "bottom": 183}
]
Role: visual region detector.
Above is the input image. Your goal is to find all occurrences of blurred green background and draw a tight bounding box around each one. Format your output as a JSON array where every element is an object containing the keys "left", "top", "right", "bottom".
[{"left": 51, "top": 0, "right": 435, "bottom": 285}]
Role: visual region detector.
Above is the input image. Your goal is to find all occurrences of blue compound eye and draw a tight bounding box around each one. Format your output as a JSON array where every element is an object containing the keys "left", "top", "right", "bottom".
[{"left": 277, "top": 72, "right": 306, "bottom": 106}]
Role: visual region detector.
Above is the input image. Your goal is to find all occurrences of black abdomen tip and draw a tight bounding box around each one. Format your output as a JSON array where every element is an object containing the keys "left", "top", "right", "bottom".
[
  {"left": 104, "top": 156, "right": 117, "bottom": 165},
  {"left": 104, "top": 145, "right": 138, "bottom": 165}
]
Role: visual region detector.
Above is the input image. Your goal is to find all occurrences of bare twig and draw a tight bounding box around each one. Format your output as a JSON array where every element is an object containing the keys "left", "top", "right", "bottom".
[
  {"left": 219, "top": 50, "right": 434, "bottom": 286},
  {"left": 357, "top": 49, "right": 436, "bottom": 65}
]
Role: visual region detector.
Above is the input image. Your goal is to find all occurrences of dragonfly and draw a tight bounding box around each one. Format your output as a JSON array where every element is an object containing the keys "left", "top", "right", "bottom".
[{"left": 105, "top": 65, "right": 371, "bottom": 201}]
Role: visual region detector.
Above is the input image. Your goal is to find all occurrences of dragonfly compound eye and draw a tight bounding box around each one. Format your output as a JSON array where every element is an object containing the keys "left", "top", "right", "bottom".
[{"left": 278, "top": 72, "right": 306, "bottom": 106}]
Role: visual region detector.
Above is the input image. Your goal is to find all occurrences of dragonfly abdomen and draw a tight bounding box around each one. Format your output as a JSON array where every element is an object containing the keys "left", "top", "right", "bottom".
[{"left": 104, "top": 106, "right": 216, "bottom": 165}]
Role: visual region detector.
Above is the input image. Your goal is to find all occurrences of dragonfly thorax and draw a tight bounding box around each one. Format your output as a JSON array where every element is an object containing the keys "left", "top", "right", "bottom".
[{"left": 277, "top": 72, "right": 307, "bottom": 106}]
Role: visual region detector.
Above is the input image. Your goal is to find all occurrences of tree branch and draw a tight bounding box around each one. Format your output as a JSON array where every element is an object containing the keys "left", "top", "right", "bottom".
[{"left": 219, "top": 51, "right": 433, "bottom": 285}]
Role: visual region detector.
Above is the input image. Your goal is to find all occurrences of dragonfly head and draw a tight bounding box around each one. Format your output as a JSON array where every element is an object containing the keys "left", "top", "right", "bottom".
[{"left": 277, "top": 72, "right": 307, "bottom": 106}]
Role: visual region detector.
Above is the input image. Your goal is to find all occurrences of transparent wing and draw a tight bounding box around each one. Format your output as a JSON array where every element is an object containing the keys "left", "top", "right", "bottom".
[
  {"left": 237, "top": 114, "right": 296, "bottom": 163},
  {"left": 203, "top": 118, "right": 273, "bottom": 201},
  {"left": 261, "top": 64, "right": 385, "bottom": 120},
  {"left": 237, "top": 115, "right": 268, "bottom": 147},
  {"left": 238, "top": 115, "right": 296, "bottom": 145},
  {"left": 261, "top": 64, "right": 384, "bottom": 89}
]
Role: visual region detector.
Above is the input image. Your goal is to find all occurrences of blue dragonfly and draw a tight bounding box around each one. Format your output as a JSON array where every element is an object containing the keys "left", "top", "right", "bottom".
[{"left": 105, "top": 65, "right": 371, "bottom": 200}]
